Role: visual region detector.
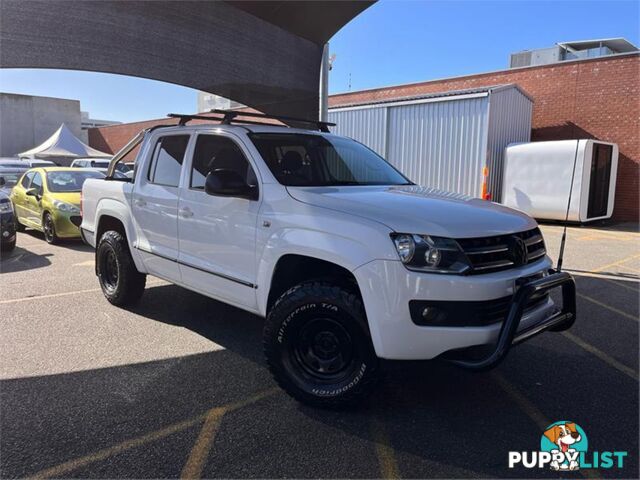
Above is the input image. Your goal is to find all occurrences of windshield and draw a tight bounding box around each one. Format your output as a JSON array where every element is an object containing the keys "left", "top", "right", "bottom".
[
  {"left": 0, "top": 171, "right": 22, "bottom": 188},
  {"left": 249, "top": 133, "right": 411, "bottom": 187},
  {"left": 46, "top": 170, "right": 104, "bottom": 192}
]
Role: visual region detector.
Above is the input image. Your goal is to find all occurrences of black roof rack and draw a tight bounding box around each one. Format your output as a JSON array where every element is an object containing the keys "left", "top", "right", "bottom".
[{"left": 166, "top": 109, "right": 335, "bottom": 132}]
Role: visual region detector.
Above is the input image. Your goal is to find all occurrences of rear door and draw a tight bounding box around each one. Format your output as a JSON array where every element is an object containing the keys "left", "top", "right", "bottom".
[
  {"left": 25, "top": 171, "right": 45, "bottom": 227},
  {"left": 131, "top": 133, "right": 191, "bottom": 281},
  {"left": 11, "top": 171, "right": 34, "bottom": 224}
]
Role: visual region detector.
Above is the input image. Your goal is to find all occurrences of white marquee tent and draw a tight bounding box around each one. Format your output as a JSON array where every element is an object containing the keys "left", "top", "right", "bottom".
[{"left": 19, "top": 123, "right": 111, "bottom": 166}]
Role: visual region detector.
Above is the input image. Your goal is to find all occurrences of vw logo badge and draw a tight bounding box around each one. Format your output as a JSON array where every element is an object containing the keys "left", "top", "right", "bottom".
[{"left": 510, "top": 236, "right": 528, "bottom": 266}]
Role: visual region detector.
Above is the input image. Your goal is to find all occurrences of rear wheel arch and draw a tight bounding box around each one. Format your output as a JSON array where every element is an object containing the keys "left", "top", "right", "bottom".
[{"left": 96, "top": 214, "right": 127, "bottom": 243}]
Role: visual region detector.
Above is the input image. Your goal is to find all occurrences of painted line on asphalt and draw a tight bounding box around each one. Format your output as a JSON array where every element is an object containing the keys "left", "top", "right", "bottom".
[
  {"left": 561, "top": 332, "right": 638, "bottom": 381},
  {"left": 180, "top": 388, "right": 278, "bottom": 479},
  {"left": 370, "top": 416, "right": 401, "bottom": 479},
  {"left": 592, "top": 253, "right": 640, "bottom": 274},
  {"left": 577, "top": 292, "right": 638, "bottom": 322},
  {"left": 30, "top": 388, "right": 278, "bottom": 479},
  {"left": 566, "top": 269, "right": 640, "bottom": 284},
  {"left": 180, "top": 407, "right": 227, "bottom": 479},
  {"left": 491, "top": 372, "right": 598, "bottom": 479},
  {"left": 0, "top": 281, "right": 165, "bottom": 305}
]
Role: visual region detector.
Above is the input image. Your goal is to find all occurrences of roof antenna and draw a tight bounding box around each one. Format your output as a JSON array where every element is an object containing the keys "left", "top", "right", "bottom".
[{"left": 556, "top": 140, "right": 580, "bottom": 272}]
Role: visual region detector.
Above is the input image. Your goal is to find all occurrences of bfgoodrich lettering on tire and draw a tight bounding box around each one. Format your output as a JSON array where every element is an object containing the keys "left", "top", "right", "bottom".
[
  {"left": 263, "top": 281, "right": 379, "bottom": 408},
  {"left": 96, "top": 230, "right": 146, "bottom": 306}
]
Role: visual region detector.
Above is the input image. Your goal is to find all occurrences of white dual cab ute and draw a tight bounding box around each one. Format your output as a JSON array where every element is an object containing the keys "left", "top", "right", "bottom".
[{"left": 81, "top": 110, "right": 576, "bottom": 408}]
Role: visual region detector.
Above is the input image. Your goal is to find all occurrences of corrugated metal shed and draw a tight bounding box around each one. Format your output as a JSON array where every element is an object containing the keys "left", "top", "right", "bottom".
[{"left": 328, "top": 84, "right": 533, "bottom": 200}]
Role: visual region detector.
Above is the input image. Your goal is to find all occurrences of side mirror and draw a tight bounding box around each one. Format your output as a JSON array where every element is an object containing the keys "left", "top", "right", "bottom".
[
  {"left": 204, "top": 169, "right": 257, "bottom": 200},
  {"left": 25, "top": 188, "right": 37, "bottom": 197}
]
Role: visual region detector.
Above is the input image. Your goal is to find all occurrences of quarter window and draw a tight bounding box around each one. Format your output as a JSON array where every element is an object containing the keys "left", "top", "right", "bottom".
[
  {"left": 21, "top": 172, "right": 34, "bottom": 188},
  {"left": 191, "top": 135, "right": 257, "bottom": 189},
  {"left": 147, "top": 135, "right": 190, "bottom": 187}
]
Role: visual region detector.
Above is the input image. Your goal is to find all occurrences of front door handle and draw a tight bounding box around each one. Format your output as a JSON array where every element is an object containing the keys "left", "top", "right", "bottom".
[
  {"left": 179, "top": 207, "right": 193, "bottom": 218},
  {"left": 134, "top": 198, "right": 147, "bottom": 207}
]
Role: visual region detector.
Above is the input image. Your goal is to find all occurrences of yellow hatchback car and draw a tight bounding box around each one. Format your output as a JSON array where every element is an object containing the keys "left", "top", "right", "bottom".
[{"left": 11, "top": 167, "right": 104, "bottom": 244}]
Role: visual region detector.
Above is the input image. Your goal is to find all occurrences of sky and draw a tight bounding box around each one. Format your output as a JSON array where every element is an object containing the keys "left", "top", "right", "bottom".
[{"left": 1, "top": 0, "right": 638, "bottom": 123}]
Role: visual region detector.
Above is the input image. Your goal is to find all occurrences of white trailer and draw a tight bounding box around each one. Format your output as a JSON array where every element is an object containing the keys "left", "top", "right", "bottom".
[{"left": 502, "top": 139, "right": 618, "bottom": 222}]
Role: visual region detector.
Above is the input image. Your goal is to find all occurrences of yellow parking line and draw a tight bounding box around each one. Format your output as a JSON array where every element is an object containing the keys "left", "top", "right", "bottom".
[
  {"left": 179, "top": 388, "right": 278, "bottom": 479},
  {"left": 491, "top": 372, "right": 598, "bottom": 479},
  {"left": 561, "top": 332, "right": 638, "bottom": 381},
  {"left": 181, "top": 407, "right": 227, "bottom": 479},
  {"left": 577, "top": 293, "right": 638, "bottom": 322},
  {"left": 370, "top": 417, "right": 401, "bottom": 479},
  {"left": 30, "top": 389, "right": 278, "bottom": 479},
  {"left": 593, "top": 253, "right": 640, "bottom": 273},
  {"left": 491, "top": 372, "right": 548, "bottom": 429},
  {"left": 30, "top": 414, "right": 206, "bottom": 479}
]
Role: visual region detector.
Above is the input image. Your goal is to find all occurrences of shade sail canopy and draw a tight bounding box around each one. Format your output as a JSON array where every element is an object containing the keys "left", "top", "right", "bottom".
[
  {"left": 19, "top": 124, "right": 111, "bottom": 159},
  {"left": 0, "top": 0, "right": 374, "bottom": 120}
]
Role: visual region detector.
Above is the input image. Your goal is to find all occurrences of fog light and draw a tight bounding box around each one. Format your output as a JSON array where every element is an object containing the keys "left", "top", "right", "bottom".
[
  {"left": 2, "top": 231, "right": 8, "bottom": 238},
  {"left": 422, "top": 306, "right": 445, "bottom": 323}
]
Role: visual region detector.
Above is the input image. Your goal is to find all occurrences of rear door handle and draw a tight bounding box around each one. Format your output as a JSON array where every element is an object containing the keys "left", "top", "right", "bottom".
[
  {"left": 134, "top": 198, "right": 146, "bottom": 207},
  {"left": 179, "top": 207, "right": 193, "bottom": 218}
]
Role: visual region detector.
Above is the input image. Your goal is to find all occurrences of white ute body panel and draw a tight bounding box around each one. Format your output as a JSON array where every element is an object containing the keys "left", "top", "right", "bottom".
[{"left": 82, "top": 124, "right": 554, "bottom": 360}]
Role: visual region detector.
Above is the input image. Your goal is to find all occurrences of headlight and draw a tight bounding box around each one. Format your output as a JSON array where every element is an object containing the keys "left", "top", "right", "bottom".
[
  {"left": 0, "top": 200, "right": 13, "bottom": 214},
  {"left": 52, "top": 199, "right": 80, "bottom": 214},
  {"left": 390, "top": 233, "right": 471, "bottom": 274}
]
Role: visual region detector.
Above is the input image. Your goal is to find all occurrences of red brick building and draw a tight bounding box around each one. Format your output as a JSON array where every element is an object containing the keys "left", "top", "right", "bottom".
[{"left": 89, "top": 53, "right": 639, "bottom": 221}]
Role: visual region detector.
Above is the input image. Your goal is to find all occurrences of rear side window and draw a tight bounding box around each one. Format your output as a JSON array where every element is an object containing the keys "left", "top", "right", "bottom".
[
  {"left": 147, "top": 135, "right": 190, "bottom": 187},
  {"left": 21, "top": 172, "right": 34, "bottom": 188},
  {"left": 191, "top": 135, "right": 257, "bottom": 189}
]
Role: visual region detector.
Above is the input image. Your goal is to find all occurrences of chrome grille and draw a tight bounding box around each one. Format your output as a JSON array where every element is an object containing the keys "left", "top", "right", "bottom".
[{"left": 457, "top": 228, "right": 546, "bottom": 274}]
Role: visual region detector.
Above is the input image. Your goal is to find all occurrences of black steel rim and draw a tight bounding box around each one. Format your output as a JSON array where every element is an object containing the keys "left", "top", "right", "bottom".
[
  {"left": 291, "top": 317, "right": 355, "bottom": 381},
  {"left": 44, "top": 215, "right": 54, "bottom": 242},
  {"left": 102, "top": 248, "right": 119, "bottom": 291}
]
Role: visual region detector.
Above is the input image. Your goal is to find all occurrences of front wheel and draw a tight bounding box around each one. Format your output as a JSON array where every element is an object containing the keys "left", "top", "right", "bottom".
[
  {"left": 96, "top": 230, "right": 146, "bottom": 306},
  {"left": 264, "top": 282, "right": 379, "bottom": 408}
]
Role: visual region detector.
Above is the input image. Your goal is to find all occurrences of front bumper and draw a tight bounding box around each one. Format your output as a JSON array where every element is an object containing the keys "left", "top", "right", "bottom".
[
  {"left": 51, "top": 210, "right": 82, "bottom": 238},
  {"left": 353, "top": 257, "right": 575, "bottom": 361}
]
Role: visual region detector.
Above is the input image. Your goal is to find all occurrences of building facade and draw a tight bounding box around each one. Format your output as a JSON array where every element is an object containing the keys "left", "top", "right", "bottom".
[
  {"left": 88, "top": 52, "right": 640, "bottom": 222},
  {"left": 0, "top": 92, "right": 83, "bottom": 156}
]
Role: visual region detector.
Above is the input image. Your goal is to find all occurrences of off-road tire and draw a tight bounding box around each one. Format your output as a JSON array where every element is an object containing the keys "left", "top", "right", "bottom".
[
  {"left": 264, "top": 282, "right": 379, "bottom": 408},
  {"left": 43, "top": 212, "right": 58, "bottom": 244},
  {"left": 96, "top": 230, "right": 146, "bottom": 306}
]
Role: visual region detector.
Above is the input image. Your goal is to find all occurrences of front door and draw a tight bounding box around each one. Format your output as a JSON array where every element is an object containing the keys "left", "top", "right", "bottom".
[
  {"left": 25, "top": 171, "right": 45, "bottom": 227},
  {"left": 177, "top": 132, "right": 260, "bottom": 310},
  {"left": 131, "top": 133, "right": 190, "bottom": 281}
]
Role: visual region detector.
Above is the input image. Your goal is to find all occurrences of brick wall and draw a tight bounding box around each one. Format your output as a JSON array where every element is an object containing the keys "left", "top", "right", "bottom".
[
  {"left": 329, "top": 54, "right": 640, "bottom": 222},
  {"left": 89, "top": 54, "right": 639, "bottom": 221}
]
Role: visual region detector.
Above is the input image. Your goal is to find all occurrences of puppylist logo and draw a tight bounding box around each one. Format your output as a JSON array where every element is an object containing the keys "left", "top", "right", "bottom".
[{"left": 508, "top": 421, "right": 628, "bottom": 471}]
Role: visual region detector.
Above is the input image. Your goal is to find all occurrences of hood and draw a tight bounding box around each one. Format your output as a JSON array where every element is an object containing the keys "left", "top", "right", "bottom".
[
  {"left": 287, "top": 185, "right": 537, "bottom": 238},
  {"left": 48, "top": 191, "right": 81, "bottom": 206}
]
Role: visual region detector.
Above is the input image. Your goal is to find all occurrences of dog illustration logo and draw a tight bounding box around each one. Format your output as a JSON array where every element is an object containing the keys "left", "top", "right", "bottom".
[{"left": 540, "top": 421, "right": 588, "bottom": 471}]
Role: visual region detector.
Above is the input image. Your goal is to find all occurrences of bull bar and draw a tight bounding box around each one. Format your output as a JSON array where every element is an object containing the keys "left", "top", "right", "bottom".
[{"left": 450, "top": 270, "right": 576, "bottom": 371}]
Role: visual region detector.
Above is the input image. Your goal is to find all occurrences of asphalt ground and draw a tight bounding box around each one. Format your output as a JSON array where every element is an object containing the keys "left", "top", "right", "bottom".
[{"left": 0, "top": 223, "right": 638, "bottom": 479}]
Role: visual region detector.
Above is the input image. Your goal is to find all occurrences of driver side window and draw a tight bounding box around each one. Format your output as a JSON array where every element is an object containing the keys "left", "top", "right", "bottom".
[
  {"left": 21, "top": 172, "right": 34, "bottom": 188},
  {"left": 190, "top": 134, "right": 257, "bottom": 190}
]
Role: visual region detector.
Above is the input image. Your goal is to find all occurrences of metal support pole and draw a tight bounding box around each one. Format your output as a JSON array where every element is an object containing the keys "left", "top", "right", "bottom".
[{"left": 319, "top": 42, "right": 329, "bottom": 122}]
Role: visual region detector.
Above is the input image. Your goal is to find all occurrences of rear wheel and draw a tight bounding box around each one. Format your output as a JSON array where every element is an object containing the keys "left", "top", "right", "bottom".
[
  {"left": 264, "top": 282, "right": 379, "bottom": 408},
  {"left": 96, "top": 230, "right": 146, "bottom": 306},
  {"left": 43, "top": 212, "right": 58, "bottom": 244}
]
